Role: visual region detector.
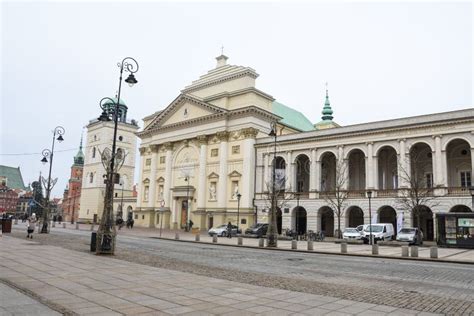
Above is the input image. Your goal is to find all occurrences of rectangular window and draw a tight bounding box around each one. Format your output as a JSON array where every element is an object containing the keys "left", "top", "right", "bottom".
[
  {"left": 461, "top": 171, "right": 471, "bottom": 187},
  {"left": 144, "top": 186, "right": 149, "bottom": 201},
  {"left": 426, "top": 173, "right": 433, "bottom": 188},
  {"left": 232, "top": 145, "right": 240, "bottom": 154},
  {"left": 142, "top": 215, "right": 145, "bottom": 220},
  {"left": 160, "top": 156, "right": 165, "bottom": 164},
  {"left": 145, "top": 158, "right": 151, "bottom": 166},
  {"left": 211, "top": 148, "right": 219, "bottom": 157},
  {"left": 134, "top": 214, "right": 138, "bottom": 219}
]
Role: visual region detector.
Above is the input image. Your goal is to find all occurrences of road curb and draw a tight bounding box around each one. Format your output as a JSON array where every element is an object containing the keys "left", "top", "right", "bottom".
[{"left": 150, "top": 237, "right": 474, "bottom": 265}]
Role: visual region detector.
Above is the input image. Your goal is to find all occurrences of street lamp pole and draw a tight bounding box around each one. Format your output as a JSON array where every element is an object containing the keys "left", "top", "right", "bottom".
[
  {"left": 366, "top": 190, "right": 373, "bottom": 245},
  {"left": 295, "top": 192, "right": 300, "bottom": 240},
  {"left": 120, "top": 181, "right": 125, "bottom": 219},
  {"left": 40, "top": 126, "right": 65, "bottom": 233},
  {"left": 267, "top": 121, "right": 278, "bottom": 247},
  {"left": 185, "top": 176, "right": 190, "bottom": 231},
  {"left": 96, "top": 57, "right": 138, "bottom": 255},
  {"left": 237, "top": 192, "right": 242, "bottom": 232},
  {"left": 469, "top": 186, "right": 474, "bottom": 211}
]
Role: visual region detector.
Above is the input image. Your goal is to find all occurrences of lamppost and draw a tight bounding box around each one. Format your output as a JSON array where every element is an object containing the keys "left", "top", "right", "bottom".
[
  {"left": 267, "top": 121, "right": 278, "bottom": 247},
  {"left": 469, "top": 186, "right": 474, "bottom": 211},
  {"left": 185, "top": 176, "right": 190, "bottom": 231},
  {"left": 366, "top": 190, "right": 373, "bottom": 245},
  {"left": 96, "top": 57, "right": 138, "bottom": 255},
  {"left": 119, "top": 179, "right": 125, "bottom": 220},
  {"left": 236, "top": 192, "right": 242, "bottom": 232},
  {"left": 40, "top": 126, "right": 65, "bottom": 233},
  {"left": 295, "top": 191, "right": 301, "bottom": 240}
]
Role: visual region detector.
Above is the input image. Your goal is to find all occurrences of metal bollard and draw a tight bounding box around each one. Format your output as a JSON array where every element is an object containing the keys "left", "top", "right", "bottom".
[
  {"left": 52, "top": 222, "right": 56, "bottom": 228},
  {"left": 341, "top": 242, "right": 347, "bottom": 254},
  {"left": 75, "top": 222, "right": 79, "bottom": 230},
  {"left": 62, "top": 223, "right": 66, "bottom": 228},
  {"left": 212, "top": 235, "right": 217, "bottom": 243},
  {"left": 430, "top": 246, "right": 438, "bottom": 259},
  {"left": 307, "top": 240, "right": 313, "bottom": 251},
  {"left": 258, "top": 238, "right": 264, "bottom": 247},
  {"left": 14, "top": 219, "right": 18, "bottom": 225},
  {"left": 372, "top": 244, "right": 379, "bottom": 255},
  {"left": 410, "top": 246, "right": 418, "bottom": 257},
  {"left": 175, "top": 233, "right": 180, "bottom": 240},
  {"left": 195, "top": 234, "right": 200, "bottom": 242},
  {"left": 90, "top": 224, "right": 94, "bottom": 231},
  {"left": 238, "top": 236, "right": 243, "bottom": 246},
  {"left": 401, "top": 245, "right": 409, "bottom": 257}
]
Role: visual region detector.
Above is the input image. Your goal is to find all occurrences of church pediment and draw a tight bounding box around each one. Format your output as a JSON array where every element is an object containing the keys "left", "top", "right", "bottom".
[{"left": 143, "top": 94, "right": 227, "bottom": 131}]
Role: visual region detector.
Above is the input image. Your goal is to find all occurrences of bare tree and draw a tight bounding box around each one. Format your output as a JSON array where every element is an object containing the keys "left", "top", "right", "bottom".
[
  {"left": 396, "top": 147, "right": 439, "bottom": 231},
  {"left": 321, "top": 159, "right": 348, "bottom": 239}
]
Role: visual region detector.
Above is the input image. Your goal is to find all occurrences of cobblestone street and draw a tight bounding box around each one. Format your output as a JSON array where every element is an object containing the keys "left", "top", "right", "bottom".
[{"left": 4, "top": 226, "right": 474, "bottom": 315}]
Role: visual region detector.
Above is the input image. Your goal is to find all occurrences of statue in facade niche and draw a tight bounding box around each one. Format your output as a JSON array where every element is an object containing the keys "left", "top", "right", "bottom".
[{"left": 209, "top": 183, "right": 217, "bottom": 200}]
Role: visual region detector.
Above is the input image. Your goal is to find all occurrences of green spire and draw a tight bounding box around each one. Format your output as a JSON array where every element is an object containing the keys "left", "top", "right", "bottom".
[
  {"left": 73, "top": 134, "right": 85, "bottom": 165},
  {"left": 321, "top": 83, "right": 333, "bottom": 121}
]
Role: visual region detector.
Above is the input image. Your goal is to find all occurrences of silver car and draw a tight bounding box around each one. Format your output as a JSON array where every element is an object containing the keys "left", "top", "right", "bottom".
[
  {"left": 208, "top": 224, "right": 240, "bottom": 237},
  {"left": 342, "top": 228, "right": 363, "bottom": 240},
  {"left": 396, "top": 228, "right": 423, "bottom": 245}
]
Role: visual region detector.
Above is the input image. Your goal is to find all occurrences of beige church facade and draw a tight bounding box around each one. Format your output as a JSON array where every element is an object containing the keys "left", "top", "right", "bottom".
[{"left": 132, "top": 55, "right": 473, "bottom": 240}]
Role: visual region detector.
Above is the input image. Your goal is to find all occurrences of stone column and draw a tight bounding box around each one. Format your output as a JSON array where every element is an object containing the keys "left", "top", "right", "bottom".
[
  {"left": 241, "top": 128, "right": 258, "bottom": 208},
  {"left": 163, "top": 142, "right": 173, "bottom": 209},
  {"left": 310, "top": 149, "right": 317, "bottom": 192},
  {"left": 441, "top": 150, "right": 448, "bottom": 187},
  {"left": 337, "top": 146, "right": 348, "bottom": 190},
  {"left": 471, "top": 148, "right": 474, "bottom": 177},
  {"left": 315, "top": 160, "right": 321, "bottom": 192},
  {"left": 367, "top": 142, "right": 374, "bottom": 189},
  {"left": 217, "top": 132, "right": 229, "bottom": 209},
  {"left": 148, "top": 145, "right": 159, "bottom": 208},
  {"left": 398, "top": 139, "right": 407, "bottom": 188},
  {"left": 286, "top": 151, "right": 293, "bottom": 191},
  {"left": 136, "top": 147, "right": 146, "bottom": 208},
  {"left": 197, "top": 136, "right": 208, "bottom": 210}
]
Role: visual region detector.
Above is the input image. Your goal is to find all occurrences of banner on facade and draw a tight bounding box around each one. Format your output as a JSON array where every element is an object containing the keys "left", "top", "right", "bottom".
[{"left": 397, "top": 212, "right": 404, "bottom": 233}]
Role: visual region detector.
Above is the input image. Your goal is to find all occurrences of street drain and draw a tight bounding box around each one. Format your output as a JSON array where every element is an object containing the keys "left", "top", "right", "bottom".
[{"left": 287, "top": 258, "right": 304, "bottom": 261}]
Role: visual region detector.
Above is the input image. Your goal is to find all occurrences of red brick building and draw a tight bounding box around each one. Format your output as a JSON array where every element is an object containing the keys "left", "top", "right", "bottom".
[{"left": 0, "top": 186, "right": 19, "bottom": 214}]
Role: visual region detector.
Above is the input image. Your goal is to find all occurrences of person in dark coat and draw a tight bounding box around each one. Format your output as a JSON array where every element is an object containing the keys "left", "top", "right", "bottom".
[{"left": 227, "top": 221, "right": 232, "bottom": 238}]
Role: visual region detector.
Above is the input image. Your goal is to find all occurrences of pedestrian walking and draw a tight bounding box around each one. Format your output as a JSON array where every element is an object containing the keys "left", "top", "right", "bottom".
[
  {"left": 227, "top": 221, "right": 232, "bottom": 239},
  {"left": 189, "top": 220, "right": 193, "bottom": 231},
  {"left": 130, "top": 218, "right": 134, "bottom": 229},
  {"left": 27, "top": 213, "right": 37, "bottom": 239}
]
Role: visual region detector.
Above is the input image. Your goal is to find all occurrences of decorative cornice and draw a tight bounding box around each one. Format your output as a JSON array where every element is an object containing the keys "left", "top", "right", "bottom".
[
  {"left": 182, "top": 68, "right": 259, "bottom": 94},
  {"left": 162, "top": 142, "right": 173, "bottom": 151},
  {"left": 203, "top": 87, "right": 275, "bottom": 103}
]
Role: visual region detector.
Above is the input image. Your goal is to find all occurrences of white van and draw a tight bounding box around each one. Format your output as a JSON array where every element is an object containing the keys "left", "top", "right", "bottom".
[{"left": 362, "top": 224, "right": 394, "bottom": 243}]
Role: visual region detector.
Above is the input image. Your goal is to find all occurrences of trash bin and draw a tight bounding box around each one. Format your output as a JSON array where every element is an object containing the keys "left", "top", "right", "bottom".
[
  {"left": 1, "top": 219, "right": 12, "bottom": 233},
  {"left": 90, "top": 232, "right": 97, "bottom": 252}
]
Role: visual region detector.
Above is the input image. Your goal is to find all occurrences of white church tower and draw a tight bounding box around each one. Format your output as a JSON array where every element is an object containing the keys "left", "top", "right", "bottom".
[{"left": 78, "top": 98, "right": 139, "bottom": 223}]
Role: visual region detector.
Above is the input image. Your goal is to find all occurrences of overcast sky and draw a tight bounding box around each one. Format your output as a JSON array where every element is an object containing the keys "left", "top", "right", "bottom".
[{"left": 1, "top": 1, "right": 472, "bottom": 198}]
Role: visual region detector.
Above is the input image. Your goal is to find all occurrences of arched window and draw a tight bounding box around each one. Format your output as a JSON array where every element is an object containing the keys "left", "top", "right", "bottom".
[{"left": 92, "top": 147, "right": 96, "bottom": 158}]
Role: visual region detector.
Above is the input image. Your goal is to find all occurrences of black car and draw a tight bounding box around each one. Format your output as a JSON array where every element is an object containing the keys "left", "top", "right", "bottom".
[{"left": 245, "top": 223, "right": 268, "bottom": 237}]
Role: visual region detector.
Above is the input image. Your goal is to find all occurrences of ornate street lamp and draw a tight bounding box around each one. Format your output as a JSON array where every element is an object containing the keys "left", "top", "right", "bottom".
[
  {"left": 267, "top": 121, "right": 278, "bottom": 247},
  {"left": 236, "top": 192, "right": 242, "bottom": 232},
  {"left": 40, "top": 126, "right": 65, "bottom": 233},
  {"left": 96, "top": 57, "right": 139, "bottom": 255},
  {"left": 366, "top": 190, "right": 373, "bottom": 245}
]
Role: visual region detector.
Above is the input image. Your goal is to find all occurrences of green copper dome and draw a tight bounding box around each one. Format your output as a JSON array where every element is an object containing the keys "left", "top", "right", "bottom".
[
  {"left": 102, "top": 97, "right": 127, "bottom": 107},
  {"left": 73, "top": 136, "right": 85, "bottom": 165}
]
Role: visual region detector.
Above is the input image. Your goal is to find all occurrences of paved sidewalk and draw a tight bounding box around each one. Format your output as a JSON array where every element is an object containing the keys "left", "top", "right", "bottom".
[
  {"left": 0, "top": 236, "right": 440, "bottom": 315},
  {"left": 35, "top": 222, "right": 474, "bottom": 264},
  {"left": 0, "top": 282, "right": 61, "bottom": 315}
]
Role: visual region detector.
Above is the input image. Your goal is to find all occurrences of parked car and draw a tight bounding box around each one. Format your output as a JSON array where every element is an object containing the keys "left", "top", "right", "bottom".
[
  {"left": 362, "top": 224, "right": 395, "bottom": 244},
  {"left": 356, "top": 224, "right": 368, "bottom": 232},
  {"left": 342, "top": 227, "right": 363, "bottom": 240},
  {"left": 208, "top": 224, "right": 241, "bottom": 237},
  {"left": 245, "top": 223, "right": 269, "bottom": 237},
  {"left": 396, "top": 228, "right": 423, "bottom": 245}
]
